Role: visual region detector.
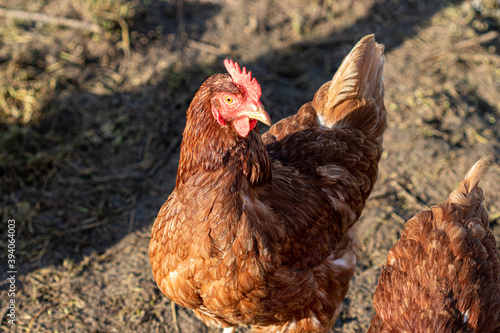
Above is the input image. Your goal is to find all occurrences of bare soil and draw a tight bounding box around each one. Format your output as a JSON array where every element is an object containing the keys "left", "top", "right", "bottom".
[{"left": 0, "top": 0, "right": 499, "bottom": 332}]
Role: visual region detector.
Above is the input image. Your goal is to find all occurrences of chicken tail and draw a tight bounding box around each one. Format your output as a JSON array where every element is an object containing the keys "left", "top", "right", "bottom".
[
  {"left": 314, "top": 34, "right": 386, "bottom": 141},
  {"left": 463, "top": 156, "right": 494, "bottom": 193},
  {"left": 447, "top": 156, "right": 494, "bottom": 207}
]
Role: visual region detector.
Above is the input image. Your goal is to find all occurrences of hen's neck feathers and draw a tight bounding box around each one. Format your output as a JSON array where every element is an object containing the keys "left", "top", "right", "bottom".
[{"left": 177, "top": 74, "right": 271, "bottom": 187}]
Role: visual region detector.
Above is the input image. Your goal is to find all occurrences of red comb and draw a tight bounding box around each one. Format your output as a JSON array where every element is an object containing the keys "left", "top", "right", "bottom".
[{"left": 224, "top": 59, "right": 262, "bottom": 104}]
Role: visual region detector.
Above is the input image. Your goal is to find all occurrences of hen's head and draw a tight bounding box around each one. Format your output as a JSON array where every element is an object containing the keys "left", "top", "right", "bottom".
[{"left": 209, "top": 59, "right": 271, "bottom": 137}]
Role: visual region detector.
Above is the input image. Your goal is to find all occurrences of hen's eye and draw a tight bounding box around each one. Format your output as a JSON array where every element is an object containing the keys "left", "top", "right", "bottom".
[{"left": 224, "top": 95, "right": 234, "bottom": 105}]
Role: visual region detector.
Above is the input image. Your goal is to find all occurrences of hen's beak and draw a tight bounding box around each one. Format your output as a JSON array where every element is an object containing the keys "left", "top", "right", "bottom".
[{"left": 242, "top": 102, "right": 272, "bottom": 126}]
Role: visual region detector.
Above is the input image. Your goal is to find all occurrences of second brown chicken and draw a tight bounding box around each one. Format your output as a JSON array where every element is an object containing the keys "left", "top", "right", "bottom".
[{"left": 369, "top": 157, "right": 500, "bottom": 333}]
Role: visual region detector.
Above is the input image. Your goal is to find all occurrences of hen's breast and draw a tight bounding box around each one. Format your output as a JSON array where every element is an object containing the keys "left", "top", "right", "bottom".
[
  {"left": 149, "top": 161, "right": 358, "bottom": 331},
  {"left": 149, "top": 170, "right": 281, "bottom": 326}
]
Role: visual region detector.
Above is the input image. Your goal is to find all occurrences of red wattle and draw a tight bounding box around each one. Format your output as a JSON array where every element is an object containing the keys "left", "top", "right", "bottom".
[{"left": 234, "top": 117, "right": 257, "bottom": 137}]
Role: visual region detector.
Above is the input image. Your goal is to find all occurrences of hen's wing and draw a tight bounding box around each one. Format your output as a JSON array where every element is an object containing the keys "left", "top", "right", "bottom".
[{"left": 368, "top": 157, "right": 500, "bottom": 333}]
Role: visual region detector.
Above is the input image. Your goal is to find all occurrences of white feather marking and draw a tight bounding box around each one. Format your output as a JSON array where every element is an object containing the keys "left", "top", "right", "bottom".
[
  {"left": 168, "top": 270, "right": 178, "bottom": 279},
  {"left": 317, "top": 164, "right": 348, "bottom": 182},
  {"left": 332, "top": 258, "right": 348, "bottom": 268},
  {"left": 463, "top": 309, "right": 470, "bottom": 324},
  {"left": 332, "top": 249, "right": 356, "bottom": 269},
  {"left": 309, "top": 311, "right": 321, "bottom": 328},
  {"left": 198, "top": 307, "right": 217, "bottom": 318},
  {"left": 167, "top": 258, "right": 195, "bottom": 279},
  {"left": 288, "top": 318, "right": 297, "bottom": 330},
  {"left": 242, "top": 194, "right": 272, "bottom": 214},
  {"left": 317, "top": 114, "right": 328, "bottom": 129}
]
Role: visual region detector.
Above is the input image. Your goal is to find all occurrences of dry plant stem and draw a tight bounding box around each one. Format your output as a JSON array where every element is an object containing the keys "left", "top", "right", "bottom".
[
  {"left": 26, "top": 305, "right": 49, "bottom": 333},
  {"left": 425, "top": 30, "right": 500, "bottom": 62},
  {"left": 452, "top": 30, "right": 499, "bottom": 51},
  {"left": 188, "top": 39, "right": 225, "bottom": 55},
  {"left": 96, "top": 11, "right": 131, "bottom": 72},
  {"left": 0, "top": 7, "right": 102, "bottom": 33}
]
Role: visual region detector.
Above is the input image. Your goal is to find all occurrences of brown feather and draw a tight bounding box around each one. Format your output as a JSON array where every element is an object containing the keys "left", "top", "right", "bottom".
[{"left": 368, "top": 157, "right": 500, "bottom": 333}]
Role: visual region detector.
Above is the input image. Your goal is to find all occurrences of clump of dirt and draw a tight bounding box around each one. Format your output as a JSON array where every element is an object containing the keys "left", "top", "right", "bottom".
[{"left": 0, "top": 0, "right": 499, "bottom": 332}]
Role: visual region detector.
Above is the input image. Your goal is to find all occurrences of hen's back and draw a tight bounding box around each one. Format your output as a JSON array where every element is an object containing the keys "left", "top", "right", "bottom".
[
  {"left": 368, "top": 157, "right": 500, "bottom": 333},
  {"left": 263, "top": 34, "right": 387, "bottom": 234}
]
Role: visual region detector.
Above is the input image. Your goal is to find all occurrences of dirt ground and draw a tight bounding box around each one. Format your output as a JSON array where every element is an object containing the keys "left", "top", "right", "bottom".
[{"left": 0, "top": 0, "right": 499, "bottom": 332}]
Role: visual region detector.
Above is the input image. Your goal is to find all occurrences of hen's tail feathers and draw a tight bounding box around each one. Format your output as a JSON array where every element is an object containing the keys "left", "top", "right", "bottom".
[
  {"left": 447, "top": 156, "right": 494, "bottom": 207},
  {"left": 463, "top": 156, "right": 494, "bottom": 193},
  {"left": 314, "top": 34, "right": 386, "bottom": 140}
]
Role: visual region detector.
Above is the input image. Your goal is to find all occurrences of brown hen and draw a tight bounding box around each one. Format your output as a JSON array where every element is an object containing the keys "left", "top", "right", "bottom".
[
  {"left": 149, "top": 35, "right": 386, "bottom": 332},
  {"left": 368, "top": 157, "right": 500, "bottom": 333}
]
